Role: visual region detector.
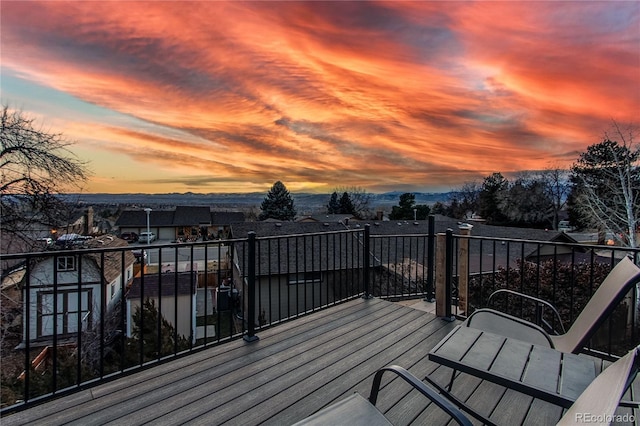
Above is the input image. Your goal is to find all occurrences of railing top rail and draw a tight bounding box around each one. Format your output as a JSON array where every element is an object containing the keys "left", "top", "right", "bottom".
[
  {"left": 445, "top": 232, "right": 640, "bottom": 254},
  {"left": 370, "top": 232, "right": 432, "bottom": 239},
  {"left": 252, "top": 228, "right": 361, "bottom": 241},
  {"left": 0, "top": 237, "right": 242, "bottom": 261}
]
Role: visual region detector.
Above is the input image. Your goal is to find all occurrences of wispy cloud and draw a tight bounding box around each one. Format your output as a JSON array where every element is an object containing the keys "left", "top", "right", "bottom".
[{"left": 1, "top": 1, "right": 638, "bottom": 193}]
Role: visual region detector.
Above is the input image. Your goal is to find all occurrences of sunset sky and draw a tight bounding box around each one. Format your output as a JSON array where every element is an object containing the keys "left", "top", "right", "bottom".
[{"left": 1, "top": 1, "right": 638, "bottom": 194}]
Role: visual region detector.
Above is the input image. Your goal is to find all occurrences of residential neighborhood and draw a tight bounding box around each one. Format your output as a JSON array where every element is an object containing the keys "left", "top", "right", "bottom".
[{"left": 1, "top": 199, "right": 638, "bottom": 422}]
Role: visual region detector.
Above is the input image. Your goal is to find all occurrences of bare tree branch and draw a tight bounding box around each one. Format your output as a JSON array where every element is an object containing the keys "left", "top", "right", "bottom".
[{"left": 1, "top": 105, "right": 90, "bottom": 256}]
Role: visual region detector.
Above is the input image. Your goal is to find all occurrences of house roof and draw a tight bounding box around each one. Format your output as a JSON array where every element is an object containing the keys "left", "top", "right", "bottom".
[
  {"left": 127, "top": 271, "right": 197, "bottom": 298},
  {"left": 211, "top": 211, "right": 245, "bottom": 225},
  {"left": 115, "top": 207, "right": 245, "bottom": 228},
  {"left": 230, "top": 216, "right": 565, "bottom": 276},
  {"left": 173, "top": 206, "right": 212, "bottom": 226},
  {"left": 86, "top": 235, "right": 136, "bottom": 284},
  {"left": 20, "top": 235, "right": 136, "bottom": 287},
  {"left": 295, "top": 214, "right": 356, "bottom": 223},
  {"left": 231, "top": 221, "right": 362, "bottom": 275}
]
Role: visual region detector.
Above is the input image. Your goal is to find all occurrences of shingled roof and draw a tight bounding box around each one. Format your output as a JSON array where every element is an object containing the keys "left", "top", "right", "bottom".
[
  {"left": 85, "top": 235, "right": 136, "bottom": 284},
  {"left": 115, "top": 207, "right": 245, "bottom": 228},
  {"left": 127, "top": 271, "right": 197, "bottom": 298},
  {"left": 230, "top": 217, "right": 563, "bottom": 276}
]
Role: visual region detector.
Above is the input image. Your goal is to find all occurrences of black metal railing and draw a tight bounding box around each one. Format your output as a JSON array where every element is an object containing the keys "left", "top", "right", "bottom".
[
  {"left": 2, "top": 218, "right": 639, "bottom": 412},
  {"left": 442, "top": 230, "right": 640, "bottom": 357},
  {"left": 0, "top": 237, "right": 240, "bottom": 412},
  {"left": 236, "top": 228, "right": 368, "bottom": 335}
]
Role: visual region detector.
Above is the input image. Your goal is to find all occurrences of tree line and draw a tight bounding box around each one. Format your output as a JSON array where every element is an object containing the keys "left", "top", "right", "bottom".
[
  {"left": 433, "top": 122, "right": 638, "bottom": 247},
  {"left": 257, "top": 123, "right": 638, "bottom": 248},
  {"left": 1, "top": 104, "right": 637, "bottom": 249}
]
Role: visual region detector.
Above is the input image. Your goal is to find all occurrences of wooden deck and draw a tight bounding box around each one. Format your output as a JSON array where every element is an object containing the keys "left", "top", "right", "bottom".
[{"left": 1, "top": 298, "right": 635, "bottom": 425}]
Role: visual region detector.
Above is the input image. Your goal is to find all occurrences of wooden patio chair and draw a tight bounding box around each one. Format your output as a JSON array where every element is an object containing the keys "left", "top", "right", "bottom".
[
  {"left": 291, "top": 365, "right": 473, "bottom": 426},
  {"left": 464, "top": 256, "right": 640, "bottom": 353}
]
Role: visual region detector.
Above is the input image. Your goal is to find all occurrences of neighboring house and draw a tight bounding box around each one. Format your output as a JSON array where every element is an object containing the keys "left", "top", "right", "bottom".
[
  {"left": 125, "top": 271, "right": 198, "bottom": 343},
  {"left": 231, "top": 221, "right": 365, "bottom": 324},
  {"left": 523, "top": 232, "right": 605, "bottom": 264},
  {"left": 51, "top": 206, "right": 95, "bottom": 237},
  {"left": 20, "top": 235, "right": 136, "bottom": 347},
  {"left": 295, "top": 214, "right": 357, "bottom": 224},
  {"left": 115, "top": 206, "right": 245, "bottom": 242},
  {"left": 230, "top": 217, "right": 566, "bottom": 324}
]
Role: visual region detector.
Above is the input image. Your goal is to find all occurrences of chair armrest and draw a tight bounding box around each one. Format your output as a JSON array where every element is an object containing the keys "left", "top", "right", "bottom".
[
  {"left": 464, "top": 308, "right": 555, "bottom": 348},
  {"left": 487, "top": 289, "right": 566, "bottom": 334},
  {"left": 369, "top": 365, "right": 472, "bottom": 426}
]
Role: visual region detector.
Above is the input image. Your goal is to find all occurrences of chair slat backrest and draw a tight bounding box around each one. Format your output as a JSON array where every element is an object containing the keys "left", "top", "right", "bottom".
[{"left": 557, "top": 257, "right": 640, "bottom": 353}]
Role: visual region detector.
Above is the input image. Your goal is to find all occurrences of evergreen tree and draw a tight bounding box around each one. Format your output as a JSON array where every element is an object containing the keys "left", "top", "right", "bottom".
[
  {"left": 326, "top": 192, "right": 340, "bottom": 214},
  {"left": 430, "top": 201, "right": 449, "bottom": 216},
  {"left": 259, "top": 181, "right": 297, "bottom": 221},
  {"left": 338, "top": 192, "right": 355, "bottom": 214},
  {"left": 478, "top": 172, "right": 509, "bottom": 224},
  {"left": 389, "top": 193, "right": 415, "bottom": 220},
  {"left": 130, "top": 298, "right": 190, "bottom": 361},
  {"left": 332, "top": 186, "right": 372, "bottom": 219}
]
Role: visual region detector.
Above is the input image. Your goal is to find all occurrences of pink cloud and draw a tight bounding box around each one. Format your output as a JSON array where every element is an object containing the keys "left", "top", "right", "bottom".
[{"left": 1, "top": 1, "right": 637, "bottom": 193}]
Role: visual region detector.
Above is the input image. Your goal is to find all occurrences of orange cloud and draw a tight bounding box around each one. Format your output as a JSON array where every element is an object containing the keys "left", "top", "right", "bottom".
[{"left": 1, "top": 1, "right": 637, "bottom": 194}]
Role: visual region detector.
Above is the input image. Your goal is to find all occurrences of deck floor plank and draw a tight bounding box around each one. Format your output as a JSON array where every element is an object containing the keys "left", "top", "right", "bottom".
[{"left": 1, "top": 298, "right": 633, "bottom": 426}]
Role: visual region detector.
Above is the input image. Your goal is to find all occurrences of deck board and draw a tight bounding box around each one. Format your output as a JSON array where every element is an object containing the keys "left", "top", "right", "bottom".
[{"left": 2, "top": 298, "right": 636, "bottom": 426}]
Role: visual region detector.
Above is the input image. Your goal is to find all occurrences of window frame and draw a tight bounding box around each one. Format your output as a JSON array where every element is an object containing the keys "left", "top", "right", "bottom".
[
  {"left": 37, "top": 289, "right": 93, "bottom": 338},
  {"left": 56, "top": 255, "right": 76, "bottom": 271}
]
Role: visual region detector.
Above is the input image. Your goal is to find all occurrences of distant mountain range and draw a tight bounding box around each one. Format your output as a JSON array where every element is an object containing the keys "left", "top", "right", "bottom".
[{"left": 63, "top": 192, "right": 454, "bottom": 212}]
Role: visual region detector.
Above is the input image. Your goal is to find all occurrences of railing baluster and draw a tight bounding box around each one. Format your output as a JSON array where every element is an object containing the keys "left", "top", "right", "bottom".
[
  {"left": 99, "top": 253, "right": 105, "bottom": 377},
  {"left": 24, "top": 259, "right": 31, "bottom": 402},
  {"left": 77, "top": 254, "right": 83, "bottom": 386},
  {"left": 363, "top": 224, "right": 371, "bottom": 298},
  {"left": 119, "top": 251, "right": 126, "bottom": 373},
  {"left": 243, "top": 231, "right": 258, "bottom": 342},
  {"left": 52, "top": 254, "right": 58, "bottom": 394}
]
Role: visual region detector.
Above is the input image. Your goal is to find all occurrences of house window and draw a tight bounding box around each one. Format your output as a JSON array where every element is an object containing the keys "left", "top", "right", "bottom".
[
  {"left": 37, "top": 289, "right": 92, "bottom": 338},
  {"left": 110, "top": 283, "right": 116, "bottom": 300},
  {"left": 57, "top": 256, "right": 76, "bottom": 271},
  {"left": 288, "top": 272, "right": 322, "bottom": 285}
]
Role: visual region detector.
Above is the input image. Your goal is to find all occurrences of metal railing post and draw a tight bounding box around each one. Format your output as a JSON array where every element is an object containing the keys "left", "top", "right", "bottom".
[
  {"left": 425, "top": 215, "right": 435, "bottom": 302},
  {"left": 244, "top": 232, "right": 259, "bottom": 342},
  {"left": 362, "top": 224, "right": 372, "bottom": 299}
]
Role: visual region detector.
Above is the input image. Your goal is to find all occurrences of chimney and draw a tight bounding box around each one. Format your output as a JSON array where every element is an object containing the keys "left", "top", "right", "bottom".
[
  {"left": 376, "top": 211, "right": 383, "bottom": 221},
  {"left": 84, "top": 207, "right": 94, "bottom": 235}
]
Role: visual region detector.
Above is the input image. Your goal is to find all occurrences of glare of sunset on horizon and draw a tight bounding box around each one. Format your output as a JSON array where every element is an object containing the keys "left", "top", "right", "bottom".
[{"left": 1, "top": 1, "right": 638, "bottom": 194}]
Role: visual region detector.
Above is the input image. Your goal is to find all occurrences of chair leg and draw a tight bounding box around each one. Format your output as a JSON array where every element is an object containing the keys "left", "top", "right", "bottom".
[{"left": 425, "top": 372, "right": 499, "bottom": 426}]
